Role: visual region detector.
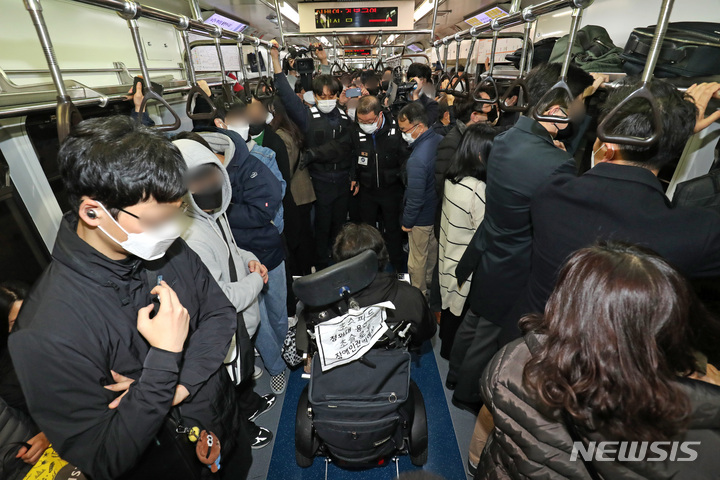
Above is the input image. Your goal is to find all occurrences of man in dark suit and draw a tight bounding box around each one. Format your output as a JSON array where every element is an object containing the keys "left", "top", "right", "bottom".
[
  {"left": 512, "top": 79, "right": 720, "bottom": 326},
  {"left": 449, "top": 63, "right": 595, "bottom": 413}
]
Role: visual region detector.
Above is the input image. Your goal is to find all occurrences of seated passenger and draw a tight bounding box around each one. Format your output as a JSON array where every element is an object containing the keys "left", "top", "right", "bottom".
[
  {"left": 479, "top": 243, "right": 720, "bottom": 479},
  {"left": 332, "top": 223, "right": 436, "bottom": 346},
  {"left": 515, "top": 80, "right": 720, "bottom": 325},
  {"left": 0, "top": 282, "right": 50, "bottom": 479},
  {"left": 173, "top": 135, "right": 275, "bottom": 448},
  {"left": 8, "top": 116, "right": 251, "bottom": 480}
]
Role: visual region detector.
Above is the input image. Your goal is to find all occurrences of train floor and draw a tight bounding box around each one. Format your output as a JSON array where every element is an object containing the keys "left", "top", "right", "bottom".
[{"left": 246, "top": 331, "right": 475, "bottom": 480}]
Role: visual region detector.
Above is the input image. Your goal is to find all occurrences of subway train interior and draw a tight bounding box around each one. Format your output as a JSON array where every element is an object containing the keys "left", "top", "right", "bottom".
[{"left": 1, "top": 0, "right": 720, "bottom": 479}]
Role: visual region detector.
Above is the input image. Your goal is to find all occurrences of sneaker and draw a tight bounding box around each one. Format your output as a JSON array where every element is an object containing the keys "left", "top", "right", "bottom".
[
  {"left": 270, "top": 370, "right": 287, "bottom": 395},
  {"left": 251, "top": 425, "right": 273, "bottom": 449},
  {"left": 252, "top": 365, "right": 263, "bottom": 380},
  {"left": 467, "top": 459, "right": 478, "bottom": 478},
  {"left": 248, "top": 393, "right": 277, "bottom": 422}
]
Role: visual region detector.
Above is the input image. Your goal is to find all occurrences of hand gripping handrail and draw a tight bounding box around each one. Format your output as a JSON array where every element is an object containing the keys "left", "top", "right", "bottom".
[
  {"left": 532, "top": 7, "right": 584, "bottom": 124},
  {"left": 177, "top": 16, "right": 216, "bottom": 121},
  {"left": 596, "top": 0, "right": 673, "bottom": 147},
  {"left": 24, "top": 0, "right": 83, "bottom": 143},
  {"left": 473, "top": 30, "right": 500, "bottom": 104},
  {"left": 252, "top": 40, "right": 275, "bottom": 101},
  {"left": 235, "top": 35, "right": 253, "bottom": 104},
  {"left": 122, "top": 4, "right": 181, "bottom": 131},
  {"left": 499, "top": 21, "right": 533, "bottom": 113}
]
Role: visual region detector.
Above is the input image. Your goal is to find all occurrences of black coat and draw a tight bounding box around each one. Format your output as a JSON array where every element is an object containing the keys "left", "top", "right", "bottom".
[
  {"left": 9, "top": 213, "right": 240, "bottom": 480},
  {"left": 349, "top": 112, "right": 409, "bottom": 190},
  {"left": 456, "top": 116, "right": 573, "bottom": 325},
  {"left": 350, "top": 272, "right": 437, "bottom": 346},
  {"left": 509, "top": 162, "right": 720, "bottom": 333},
  {"left": 479, "top": 333, "right": 720, "bottom": 480}
]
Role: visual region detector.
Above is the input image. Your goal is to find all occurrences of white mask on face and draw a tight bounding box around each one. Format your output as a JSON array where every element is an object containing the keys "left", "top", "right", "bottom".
[
  {"left": 265, "top": 112, "right": 274, "bottom": 124},
  {"left": 359, "top": 114, "right": 380, "bottom": 135},
  {"left": 347, "top": 108, "right": 356, "bottom": 121},
  {"left": 402, "top": 124, "right": 419, "bottom": 145},
  {"left": 316, "top": 99, "right": 337, "bottom": 114},
  {"left": 226, "top": 121, "right": 250, "bottom": 141},
  {"left": 591, "top": 143, "right": 606, "bottom": 168},
  {"left": 95, "top": 202, "right": 181, "bottom": 261}
]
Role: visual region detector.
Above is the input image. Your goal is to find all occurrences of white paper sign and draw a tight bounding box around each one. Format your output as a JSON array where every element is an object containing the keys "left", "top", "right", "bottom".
[{"left": 315, "top": 302, "right": 395, "bottom": 371}]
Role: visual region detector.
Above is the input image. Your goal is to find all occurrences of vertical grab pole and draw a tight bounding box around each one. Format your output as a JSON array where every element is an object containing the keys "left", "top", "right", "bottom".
[
  {"left": 24, "top": 0, "right": 82, "bottom": 143},
  {"left": 273, "top": 0, "right": 286, "bottom": 49},
  {"left": 429, "top": 0, "right": 439, "bottom": 44}
]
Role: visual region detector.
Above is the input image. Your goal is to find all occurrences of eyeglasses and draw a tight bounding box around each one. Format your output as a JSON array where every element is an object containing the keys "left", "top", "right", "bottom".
[
  {"left": 118, "top": 203, "right": 188, "bottom": 229},
  {"left": 399, "top": 123, "right": 420, "bottom": 134},
  {"left": 358, "top": 114, "right": 380, "bottom": 126}
]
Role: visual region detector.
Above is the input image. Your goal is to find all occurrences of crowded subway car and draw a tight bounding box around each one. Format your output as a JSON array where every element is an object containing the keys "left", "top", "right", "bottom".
[{"left": 1, "top": 0, "right": 720, "bottom": 478}]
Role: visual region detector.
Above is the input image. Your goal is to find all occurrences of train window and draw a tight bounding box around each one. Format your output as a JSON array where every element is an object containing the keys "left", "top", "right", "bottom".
[
  {"left": 0, "top": 150, "right": 49, "bottom": 285},
  {"left": 24, "top": 102, "right": 136, "bottom": 214}
]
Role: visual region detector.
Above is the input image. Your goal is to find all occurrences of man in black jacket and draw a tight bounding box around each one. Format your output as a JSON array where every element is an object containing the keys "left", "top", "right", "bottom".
[
  {"left": 269, "top": 41, "right": 354, "bottom": 270},
  {"left": 513, "top": 80, "right": 720, "bottom": 328},
  {"left": 351, "top": 95, "right": 409, "bottom": 272},
  {"left": 449, "top": 63, "right": 595, "bottom": 413},
  {"left": 9, "top": 117, "right": 251, "bottom": 480}
]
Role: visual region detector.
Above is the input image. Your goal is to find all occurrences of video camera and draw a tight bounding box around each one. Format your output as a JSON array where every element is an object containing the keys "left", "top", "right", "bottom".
[{"left": 388, "top": 80, "right": 418, "bottom": 117}]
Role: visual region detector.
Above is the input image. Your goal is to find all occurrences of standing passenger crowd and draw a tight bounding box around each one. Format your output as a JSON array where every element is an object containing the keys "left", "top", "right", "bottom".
[{"left": 1, "top": 38, "right": 720, "bottom": 480}]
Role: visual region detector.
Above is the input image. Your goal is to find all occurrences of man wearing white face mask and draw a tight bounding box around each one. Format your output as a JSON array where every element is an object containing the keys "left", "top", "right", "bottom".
[
  {"left": 269, "top": 40, "right": 354, "bottom": 270},
  {"left": 398, "top": 102, "right": 444, "bottom": 295},
  {"left": 8, "top": 116, "right": 254, "bottom": 480},
  {"left": 349, "top": 95, "right": 409, "bottom": 272}
]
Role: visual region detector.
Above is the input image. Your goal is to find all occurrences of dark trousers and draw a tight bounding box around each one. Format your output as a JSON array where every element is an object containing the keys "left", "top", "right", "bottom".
[
  {"left": 220, "top": 415, "right": 253, "bottom": 480},
  {"left": 236, "top": 380, "right": 264, "bottom": 419},
  {"left": 448, "top": 310, "right": 502, "bottom": 404},
  {"left": 439, "top": 304, "right": 468, "bottom": 360},
  {"left": 359, "top": 185, "right": 404, "bottom": 272},
  {"left": 285, "top": 203, "right": 315, "bottom": 277},
  {"left": 312, "top": 177, "right": 350, "bottom": 269}
]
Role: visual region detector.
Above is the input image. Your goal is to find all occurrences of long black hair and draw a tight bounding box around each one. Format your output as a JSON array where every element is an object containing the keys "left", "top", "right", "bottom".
[
  {"left": 270, "top": 97, "right": 304, "bottom": 149},
  {"left": 0, "top": 281, "right": 28, "bottom": 352},
  {"left": 445, "top": 123, "right": 496, "bottom": 183}
]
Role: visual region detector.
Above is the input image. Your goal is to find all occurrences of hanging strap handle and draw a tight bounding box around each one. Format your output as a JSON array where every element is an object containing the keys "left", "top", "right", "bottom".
[
  {"left": 177, "top": 20, "right": 217, "bottom": 121},
  {"left": 473, "top": 30, "right": 500, "bottom": 103},
  {"left": 235, "top": 37, "right": 253, "bottom": 104},
  {"left": 210, "top": 26, "right": 237, "bottom": 110},
  {"left": 532, "top": 7, "right": 584, "bottom": 124},
  {"left": 124, "top": 12, "right": 181, "bottom": 131},
  {"left": 597, "top": 0, "right": 673, "bottom": 147},
  {"left": 253, "top": 41, "right": 275, "bottom": 101}
]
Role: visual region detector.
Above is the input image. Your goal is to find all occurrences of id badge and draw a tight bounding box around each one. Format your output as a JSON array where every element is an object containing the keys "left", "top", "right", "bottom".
[{"left": 358, "top": 155, "right": 369, "bottom": 166}]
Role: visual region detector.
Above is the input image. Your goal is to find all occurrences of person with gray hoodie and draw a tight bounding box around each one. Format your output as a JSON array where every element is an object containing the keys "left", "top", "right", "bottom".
[{"left": 173, "top": 136, "right": 277, "bottom": 449}]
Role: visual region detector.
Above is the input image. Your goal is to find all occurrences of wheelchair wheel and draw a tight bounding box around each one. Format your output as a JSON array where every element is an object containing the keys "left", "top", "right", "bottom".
[
  {"left": 295, "top": 385, "right": 317, "bottom": 467},
  {"left": 409, "top": 381, "right": 428, "bottom": 466}
]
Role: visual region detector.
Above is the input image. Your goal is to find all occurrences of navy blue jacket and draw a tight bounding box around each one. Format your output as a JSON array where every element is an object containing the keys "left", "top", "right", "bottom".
[
  {"left": 194, "top": 127, "right": 285, "bottom": 270},
  {"left": 273, "top": 71, "right": 353, "bottom": 182},
  {"left": 403, "top": 129, "right": 443, "bottom": 228}
]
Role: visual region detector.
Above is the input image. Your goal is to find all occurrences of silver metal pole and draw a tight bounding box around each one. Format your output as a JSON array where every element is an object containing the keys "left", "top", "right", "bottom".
[
  {"left": 430, "top": 0, "right": 440, "bottom": 43},
  {"left": 126, "top": 19, "right": 153, "bottom": 83},
  {"left": 273, "top": 0, "right": 286, "bottom": 48},
  {"left": 23, "top": 0, "right": 68, "bottom": 99},
  {"left": 641, "top": 0, "right": 674, "bottom": 83},
  {"left": 188, "top": 0, "right": 202, "bottom": 21},
  {"left": 560, "top": 8, "right": 583, "bottom": 79}
]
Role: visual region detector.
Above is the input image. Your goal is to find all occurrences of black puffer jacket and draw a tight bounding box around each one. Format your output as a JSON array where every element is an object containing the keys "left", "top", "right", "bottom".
[
  {"left": 10, "top": 213, "right": 243, "bottom": 480},
  {"left": 479, "top": 333, "right": 720, "bottom": 480}
]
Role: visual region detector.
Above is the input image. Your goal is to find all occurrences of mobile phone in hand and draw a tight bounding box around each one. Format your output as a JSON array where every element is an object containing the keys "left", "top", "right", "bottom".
[{"left": 346, "top": 87, "right": 362, "bottom": 98}]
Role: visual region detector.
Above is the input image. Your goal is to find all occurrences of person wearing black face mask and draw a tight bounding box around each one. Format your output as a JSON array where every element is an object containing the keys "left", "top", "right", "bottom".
[{"left": 174, "top": 137, "right": 279, "bottom": 451}]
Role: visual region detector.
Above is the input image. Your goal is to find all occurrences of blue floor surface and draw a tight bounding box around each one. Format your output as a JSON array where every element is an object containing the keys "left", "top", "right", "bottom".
[{"left": 266, "top": 341, "right": 466, "bottom": 479}]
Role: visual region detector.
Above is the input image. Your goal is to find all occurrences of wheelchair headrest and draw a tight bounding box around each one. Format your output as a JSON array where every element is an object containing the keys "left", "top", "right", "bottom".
[{"left": 293, "top": 250, "right": 378, "bottom": 307}]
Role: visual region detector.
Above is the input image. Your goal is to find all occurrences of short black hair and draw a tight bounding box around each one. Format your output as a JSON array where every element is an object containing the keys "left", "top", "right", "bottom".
[
  {"left": 213, "top": 95, "right": 246, "bottom": 121},
  {"left": 312, "top": 74, "right": 341, "bottom": 96},
  {"left": 0, "top": 281, "right": 28, "bottom": 343},
  {"left": 526, "top": 62, "right": 593, "bottom": 114},
  {"left": 446, "top": 123, "right": 496, "bottom": 183},
  {"left": 407, "top": 63, "right": 432, "bottom": 82},
  {"left": 58, "top": 116, "right": 187, "bottom": 213},
  {"left": 437, "top": 96, "right": 451, "bottom": 122},
  {"left": 332, "top": 223, "right": 389, "bottom": 272},
  {"left": 383, "top": 67, "right": 393, "bottom": 74},
  {"left": 454, "top": 95, "right": 491, "bottom": 124},
  {"left": 360, "top": 70, "right": 378, "bottom": 85},
  {"left": 398, "top": 101, "right": 428, "bottom": 127},
  {"left": 599, "top": 79, "right": 697, "bottom": 170}
]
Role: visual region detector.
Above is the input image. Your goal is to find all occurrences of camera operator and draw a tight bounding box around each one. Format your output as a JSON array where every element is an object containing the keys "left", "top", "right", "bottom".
[
  {"left": 269, "top": 40, "right": 354, "bottom": 270},
  {"left": 406, "top": 63, "right": 439, "bottom": 123}
]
